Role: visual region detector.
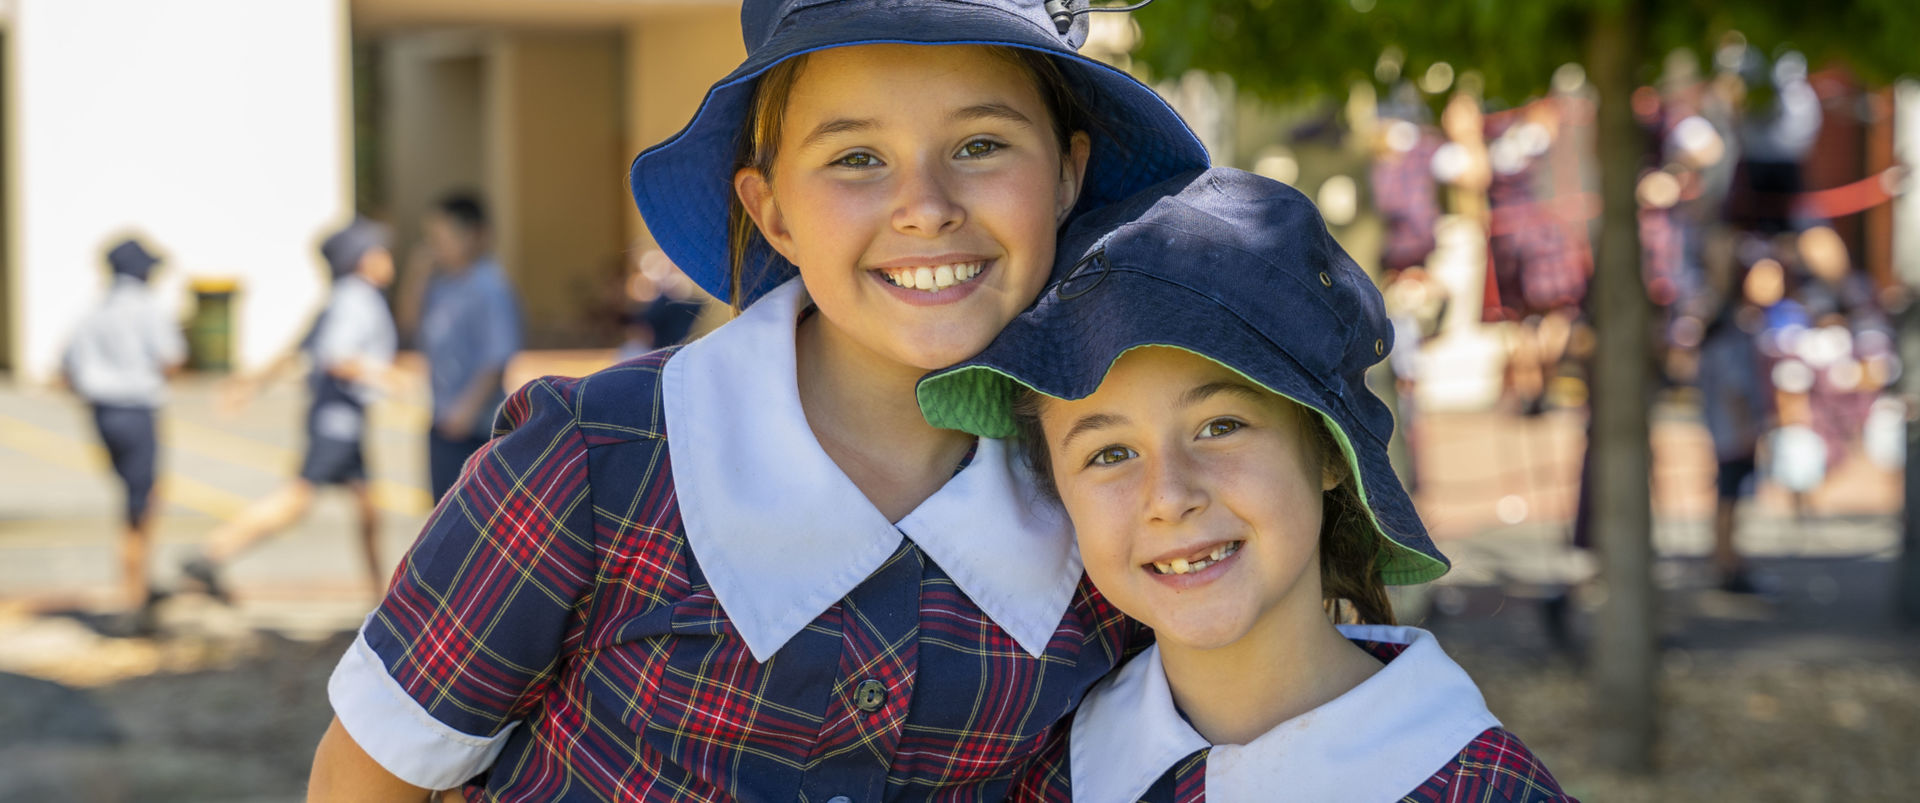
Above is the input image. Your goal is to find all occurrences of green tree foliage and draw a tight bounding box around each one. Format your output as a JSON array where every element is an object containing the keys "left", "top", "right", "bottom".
[{"left": 1134, "top": 0, "right": 1918, "bottom": 104}]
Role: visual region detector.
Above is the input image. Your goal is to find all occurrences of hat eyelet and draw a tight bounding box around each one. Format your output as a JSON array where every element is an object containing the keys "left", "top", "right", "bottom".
[
  {"left": 1058, "top": 249, "right": 1112, "bottom": 300},
  {"left": 1318, "top": 271, "right": 1332, "bottom": 287},
  {"left": 1374, "top": 339, "right": 1384, "bottom": 355}
]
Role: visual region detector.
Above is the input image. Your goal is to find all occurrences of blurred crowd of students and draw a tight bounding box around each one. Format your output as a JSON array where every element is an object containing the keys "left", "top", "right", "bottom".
[
  {"left": 1359, "top": 35, "right": 1907, "bottom": 595},
  {"left": 58, "top": 192, "right": 712, "bottom": 633}
]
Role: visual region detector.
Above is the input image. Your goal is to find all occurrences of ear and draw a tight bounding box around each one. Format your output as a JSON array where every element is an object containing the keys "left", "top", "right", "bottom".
[
  {"left": 734, "top": 167, "right": 799, "bottom": 262},
  {"left": 1321, "top": 454, "right": 1348, "bottom": 492},
  {"left": 1055, "top": 131, "right": 1093, "bottom": 224}
]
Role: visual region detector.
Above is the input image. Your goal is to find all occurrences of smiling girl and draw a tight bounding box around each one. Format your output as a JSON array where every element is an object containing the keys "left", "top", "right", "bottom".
[
  {"left": 306, "top": 0, "right": 1206, "bottom": 800},
  {"left": 919, "top": 168, "right": 1572, "bottom": 802}
]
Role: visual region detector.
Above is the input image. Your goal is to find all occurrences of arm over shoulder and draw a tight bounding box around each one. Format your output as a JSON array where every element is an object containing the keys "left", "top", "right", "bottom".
[{"left": 325, "top": 375, "right": 599, "bottom": 790}]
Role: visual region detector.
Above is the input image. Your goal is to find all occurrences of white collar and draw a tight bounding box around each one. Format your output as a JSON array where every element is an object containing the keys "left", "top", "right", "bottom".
[
  {"left": 662, "top": 277, "right": 1082, "bottom": 663},
  {"left": 1070, "top": 625, "right": 1502, "bottom": 803}
]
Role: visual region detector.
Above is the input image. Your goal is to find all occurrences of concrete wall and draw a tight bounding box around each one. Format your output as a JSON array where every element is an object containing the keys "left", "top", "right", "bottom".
[
  {"left": 623, "top": 11, "right": 742, "bottom": 256},
  {"left": 10, "top": 0, "right": 352, "bottom": 380},
  {"left": 378, "top": 31, "right": 489, "bottom": 277}
]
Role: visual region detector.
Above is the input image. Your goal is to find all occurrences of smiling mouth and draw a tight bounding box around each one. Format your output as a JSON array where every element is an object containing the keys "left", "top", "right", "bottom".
[
  {"left": 1148, "top": 541, "right": 1244, "bottom": 576},
  {"left": 876, "top": 261, "right": 986, "bottom": 292}
]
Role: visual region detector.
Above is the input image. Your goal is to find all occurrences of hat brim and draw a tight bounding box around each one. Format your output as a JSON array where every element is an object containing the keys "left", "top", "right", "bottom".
[
  {"left": 918, "top": 271, "right": 1448, "bottom": 586},
  {"left": 629, "top": 1, "right": 1207, "bottom": 306}
]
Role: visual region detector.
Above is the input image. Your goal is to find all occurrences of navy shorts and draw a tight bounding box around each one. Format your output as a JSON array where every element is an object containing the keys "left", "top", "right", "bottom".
[
  {"left": 1716, "top": 455, "right": 1757, "bottom": 501},
  {"left": 92, "top": 404, "right": 157, "bottom": 527},
  {"left": 300, "top": 393, "right": 368, "bottom": 486}
]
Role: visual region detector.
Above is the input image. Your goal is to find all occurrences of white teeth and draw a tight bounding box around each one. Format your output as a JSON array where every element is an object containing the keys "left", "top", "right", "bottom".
[
  {"left": 1149, "top": 542, "right": 1241, "bottom": 576},
  {"left": 879, "top": 262, "right": 984, "bottom": 292}
]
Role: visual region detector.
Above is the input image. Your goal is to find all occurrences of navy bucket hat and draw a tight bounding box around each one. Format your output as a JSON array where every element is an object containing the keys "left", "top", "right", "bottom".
[
  {"left": 917, "top": 167, "right": 1448, "bottom": 585},
  {"left": 107, "top": 238, "right": 161, "bottom": 282},
  {"left": 320, "top": 217, "right": 389, "bottom": 279},
  {"left": 628, "top": 0, "right": 1209, "bottom": 307}
]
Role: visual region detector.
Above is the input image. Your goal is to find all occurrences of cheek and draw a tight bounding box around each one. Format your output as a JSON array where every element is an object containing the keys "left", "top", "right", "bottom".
[{"left": 1058, "top": 481, "right": 1134, "bottom": 570}]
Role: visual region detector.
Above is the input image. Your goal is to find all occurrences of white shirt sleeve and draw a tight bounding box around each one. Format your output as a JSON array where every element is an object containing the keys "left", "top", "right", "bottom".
[{"left": 327, "top": 625, "right": 519, "bottom": 789}]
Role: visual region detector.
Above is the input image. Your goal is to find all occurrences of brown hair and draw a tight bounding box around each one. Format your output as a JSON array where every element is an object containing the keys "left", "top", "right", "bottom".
[
  {"left": 1010, "top": 388, "right": 1396, "bottom": 626},
  {"left": 724, "top": 47, "right": 1090, "bottom": 311}
]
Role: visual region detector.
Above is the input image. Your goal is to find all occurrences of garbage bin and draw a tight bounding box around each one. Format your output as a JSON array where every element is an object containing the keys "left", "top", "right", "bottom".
[{"left": 186, "top": 278, "right": 238, "bottom": 373}]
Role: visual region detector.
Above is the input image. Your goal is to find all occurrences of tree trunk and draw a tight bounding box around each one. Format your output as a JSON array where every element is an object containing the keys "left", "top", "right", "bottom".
[{"left": 1584, "top": 0, "right": 1659, "bottom": 774}]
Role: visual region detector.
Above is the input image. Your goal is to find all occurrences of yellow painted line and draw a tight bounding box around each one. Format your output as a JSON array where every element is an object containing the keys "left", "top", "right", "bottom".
[
  {"left": 163, "top": 415, "right": 433, "bottom": 517},
  {"left": 0, "top": 413, "right": 249, "bottom": 520},
  {"left": 369, "top": 398, "right": 432, "bottom": 434}
]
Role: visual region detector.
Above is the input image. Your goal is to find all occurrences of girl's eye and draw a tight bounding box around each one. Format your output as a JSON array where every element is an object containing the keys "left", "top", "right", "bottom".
[
  {"left": 957, "top": 139, "right": 1002, "bottom": 159},
  {"left": 1200, "top": 419, "right": 1242, "bottom": 439},
  {"left": 833, "top": 152, "right": 880, "bottom": 168},
  {"left": 1088, "top": 445, "right": 1138, "bottom": 467}
]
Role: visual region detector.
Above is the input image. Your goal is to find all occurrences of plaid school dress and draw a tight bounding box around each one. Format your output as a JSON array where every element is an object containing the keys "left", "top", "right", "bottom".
[
  {"left": 328, "top": 279, "right": 1141, "bottom": 801},
  {"left": 1009, "top": 626, "right": 1574, "bottom": 803}
]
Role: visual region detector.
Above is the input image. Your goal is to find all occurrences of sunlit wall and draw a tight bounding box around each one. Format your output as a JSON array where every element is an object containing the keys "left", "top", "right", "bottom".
[{"left": 10, "top": 0, "right": 351, "bottom": 380}]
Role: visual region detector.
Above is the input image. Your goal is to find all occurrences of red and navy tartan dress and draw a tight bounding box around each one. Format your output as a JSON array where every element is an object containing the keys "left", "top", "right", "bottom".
[
  {"left": 326, "top": 279, "right": 1140, "bottom": 801},
  {"left": 1008, "top": 625, "right": 1574, "bottom": 803}
]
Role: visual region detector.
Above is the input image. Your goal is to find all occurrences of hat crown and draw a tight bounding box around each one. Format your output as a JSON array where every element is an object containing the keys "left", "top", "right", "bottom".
[
  {"left": 1053, "top": 169, "right": 1392, "bottom": 394},
  {"left": 321, "top": 217, "right": 389, "bottom": 278},
  {"left": 107, "top": 238, "right": 159, "bottom": 281},
  {"left": 742, "top": 0, "right": 1084, "bottom": 54}
]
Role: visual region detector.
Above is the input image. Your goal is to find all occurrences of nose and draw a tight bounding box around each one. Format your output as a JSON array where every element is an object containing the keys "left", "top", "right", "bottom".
[
  {"left": 1144, "top": 449, "right": 1207, "bottom": 525},
  {"left": 891, "top": 159, "right": 965, "bottom": 236}
]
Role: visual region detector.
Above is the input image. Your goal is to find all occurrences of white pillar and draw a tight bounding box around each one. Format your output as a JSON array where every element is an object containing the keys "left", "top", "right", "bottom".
[
  {"left": 10, "top": 0, "right": 352, "bottom": 381},
  {"left": 1895, "top": 81, "right": 1920, "bottom": 287}
]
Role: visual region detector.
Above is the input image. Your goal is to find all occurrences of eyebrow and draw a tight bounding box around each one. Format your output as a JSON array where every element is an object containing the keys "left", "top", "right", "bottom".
[
  {"left": 1182, "top": 381, "right": 1267, "bottom": 406},
  {"left": 952, "top": 102, "right": 1034, "bottom": 127},
  {"left": 796, "top": 103, "right": 1034, "bottom": 151},
  {"left": 1055, "top": 381, "right": 1266, "bottom": 449},
  {"left": 1058, "top": 413, "right": 1128, "bottom": 450},
  {"left": 798, "top": 117, "right": 878, "bottom": 151}
]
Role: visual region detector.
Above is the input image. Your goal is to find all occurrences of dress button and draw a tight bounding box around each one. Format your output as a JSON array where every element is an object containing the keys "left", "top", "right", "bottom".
[
  {"left": 826, "top": 797, "right": 853, "bottom": 803},
  {"left": 853, "top": 678, "right": 887, "bottom": 712}
]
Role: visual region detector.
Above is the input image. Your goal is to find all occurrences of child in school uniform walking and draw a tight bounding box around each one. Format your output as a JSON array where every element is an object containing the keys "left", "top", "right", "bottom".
[
  {"left": 181, "top": 218, "right": 399, "bottom": 600},
  {"left": 306, "top": 0, "right": 1207, "bottom": 799},
  {"left": 919, "top": 168, "right": 1572, "bottom": 802},
  {"left": 62, "top": 237, "right": 187, "bottom": 634}
]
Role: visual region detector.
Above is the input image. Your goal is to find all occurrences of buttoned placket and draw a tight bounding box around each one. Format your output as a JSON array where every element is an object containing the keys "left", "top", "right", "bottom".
[{"left": 798, "top": 539, "right": 924, "bottom": 803}]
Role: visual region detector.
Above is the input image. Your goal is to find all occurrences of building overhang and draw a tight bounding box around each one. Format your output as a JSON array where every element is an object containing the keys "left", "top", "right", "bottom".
[{"left": 353, "top": 0, "right": 736, "bottom": 31}]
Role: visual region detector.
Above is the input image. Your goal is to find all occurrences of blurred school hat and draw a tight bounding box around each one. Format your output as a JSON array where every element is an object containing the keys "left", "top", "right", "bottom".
[
  {"left": 917, "top": 167, "right": 1448, "bottom": 584},
  {"left": 107, "top": 238, "right": 160, "bottom": 282},
  {"left": 321, "top": 217, "right": 389, "bottom": 279},
  {"left": 628, "top": 0, "right": 1209, "bottom": 307}
]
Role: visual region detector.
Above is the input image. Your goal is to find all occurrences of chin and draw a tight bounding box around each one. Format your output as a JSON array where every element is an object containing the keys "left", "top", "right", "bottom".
[
  {"left": 1145, "top": 612, "right": 1257, "bottom": 653},
  {"left": 891, "top": 330, "right": 1000, "bottom": 371}
]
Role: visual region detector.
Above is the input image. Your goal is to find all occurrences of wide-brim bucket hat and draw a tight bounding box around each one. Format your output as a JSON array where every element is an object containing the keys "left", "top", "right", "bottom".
[
  {"left": 917, "top": 167, "right": 1448, "bottom": 585},
  {"left": 629, "top": 0, "right": 1209, "bottom": 307}
]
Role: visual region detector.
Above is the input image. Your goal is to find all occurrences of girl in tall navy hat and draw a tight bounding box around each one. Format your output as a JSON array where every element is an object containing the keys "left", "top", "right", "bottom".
[
  {"left": 309, "top": 0, "right": 1207, "bottom": 799},
  {"left": 919, "top": 168, "right": 1573, "bottom": 802}
]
